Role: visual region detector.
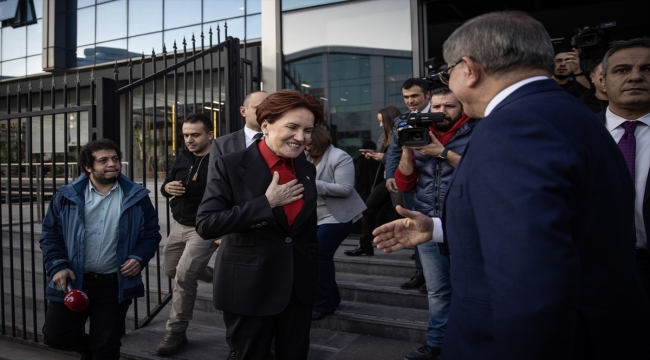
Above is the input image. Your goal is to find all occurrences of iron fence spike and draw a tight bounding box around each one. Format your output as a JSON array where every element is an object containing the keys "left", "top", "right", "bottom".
[
  {"left": 28, "top": 79, "right": 33, "bottom": 91},
  {"left": 76, "top": 71, "right": 81, "bottom": 83},
  {"left": 63, "top": 73, "right": 68, "bottom": 85},
  {"left": 39, "top": 77, "right": 43, "bottom": 89},
  {"left": 17, "top": 82, "right": 22, "bottom": 93}
]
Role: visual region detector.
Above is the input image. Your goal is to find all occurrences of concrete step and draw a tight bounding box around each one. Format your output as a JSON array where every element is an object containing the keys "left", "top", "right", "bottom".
[{"left": 119, "top": 302, "right": 423, "bottom": 360}]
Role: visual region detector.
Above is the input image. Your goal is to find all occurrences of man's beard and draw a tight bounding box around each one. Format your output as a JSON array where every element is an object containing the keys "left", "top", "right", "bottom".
[
  {"left": 91, "top": 169, "right": 119, "bottom": 185},
  {"left": 434, "top": 116, "right": 460, "bottom": 132},
  {"left": 554, "top": 70, "right": 570, "bottom": 80}
]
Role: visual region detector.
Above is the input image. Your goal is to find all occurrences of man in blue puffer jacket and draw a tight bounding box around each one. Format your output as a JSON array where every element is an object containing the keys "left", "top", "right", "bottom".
[
  {"left": 395, "top": 87, "right": 476, "bottom": 360},
  {"left": 39, "top": 138, "right": 161, "bottom": 360}
]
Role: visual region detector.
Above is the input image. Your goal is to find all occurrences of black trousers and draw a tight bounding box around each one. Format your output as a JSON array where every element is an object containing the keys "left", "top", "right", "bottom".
[
  {"left": 42, "top": 276, "right": 131, "bottom": 360},
  {"left": 223, "top": 291, "right": 312, "bottom": 360},
  {"left": 637, "top": 249, "right": 650, "bottom": 302}
]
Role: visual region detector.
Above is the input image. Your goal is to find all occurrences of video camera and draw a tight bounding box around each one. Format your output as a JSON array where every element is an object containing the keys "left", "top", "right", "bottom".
[
  {"left": 422, "top": 57, "right": 448, "bottom": 90},
  {"left": 395, "top": 111, "right": 445, "bottom": 147},
  {"left": 571, "top": 21, "right": 616, "bottom": 49}
]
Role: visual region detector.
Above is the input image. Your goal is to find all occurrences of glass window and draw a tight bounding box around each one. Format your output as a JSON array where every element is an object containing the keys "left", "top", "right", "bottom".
[
  {"left": 282, "top": 0, "right": 348, "bottom": 11},
  {"left": 246, "top": 0, "right": 261, "bottom": 14},
  {"left": 33, "top": 0, "right": 43, "bottom": 19},
  {"left": 246, "top": 14, "right": 261, "bottom": 40},
  {"left": 163, "top": 25, "right": 202, "bottom": 51},
  {"left": 96, "top": 0, "right": 126, "bottom": 43},
  {"left": 74, "top": 45, "right": 95, "bottom": 66},
  {"left": 129, "top": 32, "right": 163, "bottom": 56},
  {"left": 27, "top": 54, "right": 43, "bottom": 75},
  {"left": 128, "top": 0, "right": 162, "bottom": 36},
  {"left": 2, "top": 25, "right": 27, "bottom": 60},
  {"left": 203, "top": 0, "right": 244, "bottom": 23},
  {"left": 1, "top": 58, "right": 26, "bottom": 77},
  {"left": 27, "top": 21, "right": 42, "bottom": 56},
  {"left": 164, "top": 0, "right": 201, "bottom": 30},
  {"left": 74, "top": 0, "right": 95, "bottom": 9},
  {"left": 222, "top": 17, "right": 244, "bottom": 40},
  {"left": 76, "top": 6, "right": 95, "bottom": 46},
  {"left": 96, "top": 0, "right": 112, "bottom": 3},
  {"left": 94, "top": 39, "right": 127, "bottom": 64}
]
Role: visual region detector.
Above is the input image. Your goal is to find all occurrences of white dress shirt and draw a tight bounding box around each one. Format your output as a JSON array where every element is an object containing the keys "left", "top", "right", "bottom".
[
  {"left": 605, "top": 109, "right": 650, "bottom": 250},
  {"left": 243, "top": 125, "right": 263, "bottom": 148},
  {"left": 430, "top": 76, "right": 549, "bottom": 243}
]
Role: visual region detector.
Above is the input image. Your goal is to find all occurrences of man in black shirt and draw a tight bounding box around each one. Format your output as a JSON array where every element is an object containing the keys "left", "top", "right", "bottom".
[
  {"left": 580, "top": 59, "right": 609, "bottom": 113},
  {"left": 156, "top": 113, "right": 216, "bottom": 355},
  {"left": 552, "top": 48, "right": 591, "bottom": 98}
]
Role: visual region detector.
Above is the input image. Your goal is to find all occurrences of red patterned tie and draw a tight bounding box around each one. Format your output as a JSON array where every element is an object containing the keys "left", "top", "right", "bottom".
[{"left": 618, "top": 121, "right": 638, "bottom": 179}]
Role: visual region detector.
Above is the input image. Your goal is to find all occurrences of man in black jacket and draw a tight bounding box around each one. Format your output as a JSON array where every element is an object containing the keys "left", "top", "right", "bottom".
[{"left": 156, "top": 113, "right": 216, "bottom": 355}]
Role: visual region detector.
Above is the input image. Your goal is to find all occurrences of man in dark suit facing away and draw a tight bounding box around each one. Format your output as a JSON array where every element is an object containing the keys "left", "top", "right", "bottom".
[{"left": 372, "top": 11, "right": 650, "bottom": 360}]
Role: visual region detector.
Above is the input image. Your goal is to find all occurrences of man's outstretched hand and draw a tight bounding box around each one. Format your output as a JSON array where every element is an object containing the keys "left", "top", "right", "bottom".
[{"left": 372, "top": 205, "right": 434, "bottom": 253}]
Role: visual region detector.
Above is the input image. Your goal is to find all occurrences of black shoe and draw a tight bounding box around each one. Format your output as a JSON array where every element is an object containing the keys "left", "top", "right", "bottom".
[
  {"left": 311, "top": 310, "right": 328, "bottom": 321},
  {"left": 404, "top": 345, "right": 441, "bottom": 360},
  {"left": 343, "top": 244, "right": 374, "bottom": 256},
  {"left": 401, "top": 271, "right": 425, "bottom": 290},
  {"left": 418, "top": 283, "right": 428, "bottom": 294}
]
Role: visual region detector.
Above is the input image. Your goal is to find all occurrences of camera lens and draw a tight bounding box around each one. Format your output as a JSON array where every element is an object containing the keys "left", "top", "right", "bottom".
[{"left": 411, "top": 133, "right": 422, "bottom": 141}]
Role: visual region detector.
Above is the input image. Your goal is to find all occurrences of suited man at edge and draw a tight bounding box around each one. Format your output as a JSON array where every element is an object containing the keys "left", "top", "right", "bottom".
[
  {"left": 371, "top": 11, "right": 650, "bottom": 360},
  {"left": 208, "top": 91, "right": 269, "bottom": 167},
  {"left": 196, "top": 89, "right": 322, "bottom": 359},
  {"left": 596, "top": 38, "right": 650, "bottom": 300}
]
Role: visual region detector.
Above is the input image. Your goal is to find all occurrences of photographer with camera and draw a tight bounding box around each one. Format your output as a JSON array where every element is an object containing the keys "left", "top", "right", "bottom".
[
  {"left": 552, "top": 47, "right": 592, "bottom": 98},
  {"left": 394, "top": 86, "right": 476, "bottom": 360}
]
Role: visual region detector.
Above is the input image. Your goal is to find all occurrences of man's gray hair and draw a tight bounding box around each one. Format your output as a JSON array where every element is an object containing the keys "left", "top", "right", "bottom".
[
  {"left": 601, "top": 38, "right": 650, "bottom": 77},
  {"left": 442, "top": 11, "right": 555, "bottom": 75}
]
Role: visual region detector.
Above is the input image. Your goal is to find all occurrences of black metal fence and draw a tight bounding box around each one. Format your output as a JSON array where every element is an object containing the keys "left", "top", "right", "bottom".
[{"left": 0, "top": 28, "right": 260, "bottom": 342}]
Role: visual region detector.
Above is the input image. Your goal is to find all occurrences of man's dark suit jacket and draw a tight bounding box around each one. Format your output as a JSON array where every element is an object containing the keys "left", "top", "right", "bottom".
[
  {"left": 207, "top": 128, "right": 246, "bottom": 179},
  {"left": 196, "top": 141, "right": 318, "bottom": 316},
  {"left": 442, "top": 79, "right": 650, "bottom": 360},
  {"left": 596, "top": 110, "right": 650, "bottom": 245}
]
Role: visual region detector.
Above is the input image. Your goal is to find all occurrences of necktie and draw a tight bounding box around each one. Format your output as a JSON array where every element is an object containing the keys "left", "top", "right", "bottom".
[
  {"left": 253, "top": 132, "right": 263, "bottom": 141},
  {"left": 618, "top": 121, "right": 638, "bottom": 179},
  {"left": 618, "top": 120, "right": 638, "bottom": 238}
]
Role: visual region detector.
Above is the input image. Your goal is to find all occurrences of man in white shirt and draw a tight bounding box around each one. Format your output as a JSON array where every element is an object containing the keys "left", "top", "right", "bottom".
[
  {"left": 597, "top": 38, "right": 650, "bottom": 299},
  {"left": 372, "top": 11, "right": 650, "bottom": 360}
]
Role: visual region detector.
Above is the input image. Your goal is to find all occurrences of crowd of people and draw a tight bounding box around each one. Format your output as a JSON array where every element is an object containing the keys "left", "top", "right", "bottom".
[{"left": 37, "top": 9, "right": 650, "bottom": 360}]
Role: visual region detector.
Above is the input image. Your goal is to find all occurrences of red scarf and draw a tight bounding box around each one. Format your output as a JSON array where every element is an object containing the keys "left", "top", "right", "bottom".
[{"left": 429, "top": 114, "right": 472, "bottom": 146}]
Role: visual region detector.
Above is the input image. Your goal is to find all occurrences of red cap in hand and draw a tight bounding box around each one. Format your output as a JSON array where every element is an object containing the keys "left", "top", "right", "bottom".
[{"left": 64, "top": 284, "right": 90, "bottom": 312}]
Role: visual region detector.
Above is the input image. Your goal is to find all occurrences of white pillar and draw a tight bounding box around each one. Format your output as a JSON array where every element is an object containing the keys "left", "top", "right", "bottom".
[{"left": 261, "top": 0, "right": 282, "bottom": 92}]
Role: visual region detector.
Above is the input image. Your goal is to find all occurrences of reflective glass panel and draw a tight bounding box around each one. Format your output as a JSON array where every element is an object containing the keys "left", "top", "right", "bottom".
[
  {"left": 74, "top": 45, "right": 95, "bottom": 66},
  {"left": 246, "top": 0, "right": 261, "bottom": 14},
  {"left": 203, "top": 17, "right": 244, "bottom": 41},
  {"left": 97, "top": 0, "right": 112, "bottom": 3},
  {"left": 2, "top": 25, "right": 27, "bottom": 60},
  {"left": 76, "top": 7, "right": 95, "bottom": 46},
  {"left": 163, "top": 25, "right": 202, "bottom": 51},
  {"left": 246, "top": 14, "right": 261, "bottom": 40},
  {"left": 1, "top": 58, "right": 26, "bottom": 77},
  {"left": 128, "top": 0, "right": 162, "bottom": 36},
  {"left": 96, "top": 0, "right": 126, "bottom": 43},
  {"left": 75, "top": 0, "right": 95, "bottom": 9},
  {"left": 164, "top": 0, "right": 201, "bottom": 30},
  {"left": 34, "top": 0, "right": 43, "bottom": 18},
  {"left": 27, "top": 21, "right": 42, "bottom": 56},
  {"left": 203, "top": 0, "right": 244, "bottom": 23},
  {"left": 95, "top": 39, "right": 127, "bottom": 64},
  {"left": 129, "top": 32, "right": 164, "bottom": 56},
  {"left": 282, "top": 0, "right": 347, "bottom": 11},
  {"left": 27, "top": 54, "right": 44, "bottom": 75}
]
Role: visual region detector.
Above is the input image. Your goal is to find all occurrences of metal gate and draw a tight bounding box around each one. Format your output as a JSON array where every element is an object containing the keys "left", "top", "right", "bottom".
[{"left": 0, "top": 30, "right": 260, "bottom": 342}]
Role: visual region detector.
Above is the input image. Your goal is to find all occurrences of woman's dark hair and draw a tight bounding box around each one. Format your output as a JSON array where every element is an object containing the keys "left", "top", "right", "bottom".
[
  {"left": 309, "top": 126, "right": 332, "bottom": 157},
  {"left": 256, "top": 89, "right": 324, "bottom": 127},
  {"left": 78, "top": 138, "right": 122, "bottom": 175},
  {"left": 378, "top": 105, "right": 401, "bottom": 148}
]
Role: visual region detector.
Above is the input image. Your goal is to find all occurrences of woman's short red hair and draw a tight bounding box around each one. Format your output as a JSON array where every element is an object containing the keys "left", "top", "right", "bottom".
[{"left": 256, "top": 89, "right": 324, "bottom": 127}]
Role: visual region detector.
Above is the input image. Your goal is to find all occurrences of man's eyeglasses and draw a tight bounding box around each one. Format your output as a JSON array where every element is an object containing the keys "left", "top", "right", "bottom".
[{"left": 437, "top": 59, "right": 463, "bottom": 85}]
